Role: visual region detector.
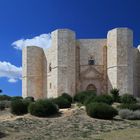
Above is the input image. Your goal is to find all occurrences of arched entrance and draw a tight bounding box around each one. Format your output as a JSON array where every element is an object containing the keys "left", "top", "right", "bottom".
[{"left": 86, "top": 84, "right": 97, "bottom": 92}]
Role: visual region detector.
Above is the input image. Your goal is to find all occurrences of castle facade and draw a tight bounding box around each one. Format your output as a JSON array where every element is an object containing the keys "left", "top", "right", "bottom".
[{"left": 22, "top": 28, "right": 140, "bottom": 99}]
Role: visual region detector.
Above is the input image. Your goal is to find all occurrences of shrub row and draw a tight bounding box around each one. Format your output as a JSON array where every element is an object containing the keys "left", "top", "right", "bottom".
[
  {"left": 0, "top": 95, "right": 11, "bottom": 101},
  {"left": 0, "top": 95, "right": 23, "bottom": 101},
  {"left": 74, "top": 91, "right": 114, "bottom": 105},
  {"left": 10, "top": 93, "right": 72, "bottom": 117}
]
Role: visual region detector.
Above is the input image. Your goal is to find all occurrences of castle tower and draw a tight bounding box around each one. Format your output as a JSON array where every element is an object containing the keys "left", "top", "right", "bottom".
[
  {"left": 51, "top": 29, "right": 76, "bottom": 97},
  {"left": 22, "top": 46, "right": 46, "bottom": 99},
  {"left": 107, "top": 28, "right": 133, "bottom": 95}
]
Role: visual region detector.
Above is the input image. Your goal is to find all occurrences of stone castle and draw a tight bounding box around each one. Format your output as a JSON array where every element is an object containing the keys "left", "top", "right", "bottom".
[{"left": 22, "top": 28, "right": 140, "bottom": 99}]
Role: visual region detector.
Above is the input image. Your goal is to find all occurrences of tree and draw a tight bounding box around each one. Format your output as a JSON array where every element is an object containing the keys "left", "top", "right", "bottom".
[{"left": 0, "top": 89, "right": 2, "bottom": 94}]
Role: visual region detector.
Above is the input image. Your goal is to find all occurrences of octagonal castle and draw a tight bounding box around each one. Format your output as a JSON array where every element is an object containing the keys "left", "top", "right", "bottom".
[{"left": 22, "top": 28, "right": 140, "bottom": 99}]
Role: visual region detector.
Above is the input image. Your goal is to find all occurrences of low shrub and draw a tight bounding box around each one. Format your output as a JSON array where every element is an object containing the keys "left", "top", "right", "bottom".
[
  {"left": 118, "top": 103, "right": 140, "bottom": 111},
  {"left": 0, "top": 95, "right": 11, "bottom": 101},
  {"left": 11, "top": 96, "right": 23, "bottom": 101},
  {"left": 119, "top": 109, "right": 140, "bottom": 120},
  {"left": 92, "top": 94, "right": 114, "bottom": 105},
  {"left": 53, "top": 96, "right": 71, "bottom": 109},
  {"left": 24, "top": 96, "right": 34, "bottom": 102},
  {"left": 74, "top": 91, "right": 96, "bottom": 104},
  {"left": 110, "top": 88, "right": 120, "bottom": 102},
  {"left": 84, "top": 94, "right": 97, "bottom": 105},
  {"left": 86, "top": 102, "right": 118, "bottom": 120},
  {"left": 121, "top": 94, "right": 137, "bottom": 104},
  {"left": 28, "top": 99, "right": 58, "bottom": 117},
  {"left": 0, "top": 102, "right": 5, "bottom": 110},
  {"left": 23, "top": 99, "right": 33, "bottom": 109},
  {"left": 61, "top": 93, "right": 72, "bottom": 103},
  {"left": 11, "top": 99, "right": 28, "bottom": 115},
  {"left": 0, "top": 101, "right": 11, "bottom": 108}
]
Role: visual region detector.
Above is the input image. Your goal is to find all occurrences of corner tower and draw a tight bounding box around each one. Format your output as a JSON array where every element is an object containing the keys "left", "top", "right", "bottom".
[
  {"left": 22, "top": 46, "right": 46, "bottom": 99},
  {"left": 107, "top": 28, "right": 133, "bottom": 95},
  {"left": 45, "top": 29, "right": 76, "bottom": 98},
  {"left": 56, "top": 29, "right": 76, "bottom": 96}
]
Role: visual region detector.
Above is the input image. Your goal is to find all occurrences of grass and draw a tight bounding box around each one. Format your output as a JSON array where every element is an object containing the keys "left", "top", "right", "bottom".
[{"left": 95, "top": 128, "right": 140, "bottom": 140}]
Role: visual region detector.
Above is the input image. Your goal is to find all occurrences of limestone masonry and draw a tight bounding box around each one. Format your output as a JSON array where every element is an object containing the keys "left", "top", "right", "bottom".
[{"left": 22, "top": 28, "right": 140, "bottom": 99}]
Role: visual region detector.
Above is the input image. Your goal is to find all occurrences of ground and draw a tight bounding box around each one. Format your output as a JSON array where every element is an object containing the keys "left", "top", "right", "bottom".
[{"left": 0, "top": 104, "right": 140, "bottom": 140}]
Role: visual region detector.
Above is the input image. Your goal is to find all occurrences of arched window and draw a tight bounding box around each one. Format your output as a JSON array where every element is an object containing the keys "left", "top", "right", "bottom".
[
  {"left": 49, "top": 63, "right": 52, "bottom": 72},
  {"left": 88, "top": 56, "right": 95, "bottom": 65}
]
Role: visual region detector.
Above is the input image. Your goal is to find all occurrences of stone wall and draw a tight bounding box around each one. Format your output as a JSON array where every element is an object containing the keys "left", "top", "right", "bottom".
[
  {"left": 45, "top": 29, "right": 76, "bottom": 97},
  {"left": 22, "top": 28, "right": 139, "bottom": 99},
  {"left": 44, "top": 30, "right": 58, "bottom": 98},
  {"left": 133, "top": 47, "right": 140, "bottom": 97},
  {"left": 22, "top": 46, "right": 44, "bottom": 99},
  {"left": 57, "top": 29, "right": 76, "bottom": 97},
  {"left": 76, "top": 39, "right": 107, "bottom": 94},
  {"left": 107, "top": 28, "right": 133, "bottom": 95}
]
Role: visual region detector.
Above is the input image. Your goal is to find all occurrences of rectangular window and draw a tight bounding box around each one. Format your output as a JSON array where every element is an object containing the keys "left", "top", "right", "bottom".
[{"left": 88, "top": 60, "right": 95, "bottom": 65}]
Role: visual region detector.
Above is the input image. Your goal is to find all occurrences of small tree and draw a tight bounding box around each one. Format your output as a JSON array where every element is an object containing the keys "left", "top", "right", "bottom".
[
  {"left": 110, "top": 88, "right": 120, "bottom": 102},
  {"left": 0, "top": 89, "right": 2, "bottom": 94}
]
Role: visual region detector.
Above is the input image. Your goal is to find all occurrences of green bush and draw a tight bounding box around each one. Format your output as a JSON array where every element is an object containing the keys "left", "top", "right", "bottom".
[
  {"left": 61, "top": 93, "right": 72, "bottom": 103},
  {"left": 11, "top": 99, "right": 28, "bottom": 115},
  {"left": 121, "top": 94, "right": 137, "bottom": 104},
  {"left": 118, "top": 103, "right": 140, "bottom": 111},
  {"left": 86, "top": 102, "right": 118, "bottom": 120},
  {"left": 11, "top": 96, "right": 23, "bottom": 101},
  {"left": 119, "top": 109, "right": 140, "bottom": 120},
  {"left": 28, "top": 99, "right": 58, "bottom": 117},
  {"left": 84, "top": 94, "right": 97, "bottom": 105},
  {"left": 110, "top": 88, "right": 120, "bottom": 102},
  {"left": 74, "top": 91, "right": 96, "bottom": 104},
  {"left": 0, "top": 101, "right": 11, "bottom": 108},
  {"left": 0, "top": 102, "right": 5, "bottom": 110},
  {"left": 53, "top": 96, "right": 71, "bottom": 109},
  {"left": 23, "top": 99, "right": 33, "bottom": 109},
  {"left": 92, "top": 94, "right": 114, "bottom": 105},
  {"left": 24, "top": 96, "right": 34, "bottom": 102},
  {"left": 0, "top": 95, "right": 11, "bottom": 101}
]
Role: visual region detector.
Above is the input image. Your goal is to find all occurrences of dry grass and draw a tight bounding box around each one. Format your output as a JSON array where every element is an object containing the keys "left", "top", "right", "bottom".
[
  {"left": 95, "top": 128, "right": 140, "bottom": 140},
  {"left": 0, "top": 105, "right": 140, "bottom": 140}
]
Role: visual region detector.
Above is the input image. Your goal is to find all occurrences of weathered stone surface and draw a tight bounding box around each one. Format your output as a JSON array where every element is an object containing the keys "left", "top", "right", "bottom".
[
  {"left": 107, "top": 28, "right": 134, "bottom": 95},
  {"left": 22, "top": 28, "right": 140, "bottom": 99}
]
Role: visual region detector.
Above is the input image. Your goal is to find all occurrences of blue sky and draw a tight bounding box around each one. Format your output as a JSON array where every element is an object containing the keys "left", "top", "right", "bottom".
[{"left": 0, "top": 0, "right": 140, "bottom": 96}]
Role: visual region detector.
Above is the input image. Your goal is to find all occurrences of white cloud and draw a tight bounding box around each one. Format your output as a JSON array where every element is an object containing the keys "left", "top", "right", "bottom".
[
  {"left": 8, "top": 78, "right": 18, "bottom": 83},
  {"left": 0, "top": 61, "right": 22, "bottom": 83},
  {"left": 12, "top": 33, "right": 51, "bottom": 50}
]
